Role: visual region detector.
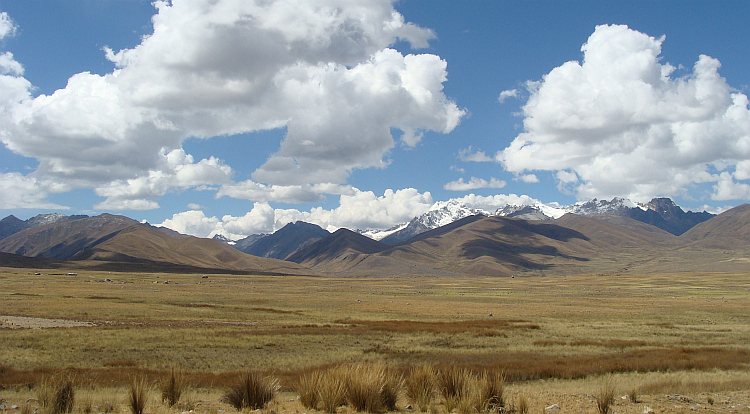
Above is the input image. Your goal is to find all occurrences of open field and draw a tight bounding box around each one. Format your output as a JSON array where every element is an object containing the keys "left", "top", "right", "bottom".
[{"left": 1, "top": 267, "right": 749, "bottom": 413}]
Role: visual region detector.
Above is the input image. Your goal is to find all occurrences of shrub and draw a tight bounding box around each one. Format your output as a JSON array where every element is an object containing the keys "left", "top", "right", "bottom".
[
  {"left": 127, "top": 377, "right": 148, "bottom": 414},
  {"left": 222, "top": 372, "right": 279, "bottom": 410},
  {"left": 595, "top": 378, "right": 616, "bottom": 414},
  {"left": 160, "top": 368, "right": 183, "bottom": 407},
  {"left": 405, "top": 366, "right": 436, "bottom": 412}
]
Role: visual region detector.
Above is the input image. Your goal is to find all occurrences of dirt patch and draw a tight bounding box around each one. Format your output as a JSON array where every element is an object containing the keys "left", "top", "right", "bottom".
[{"left": 0, "top": 315, "right": 94, "bottom": 329}]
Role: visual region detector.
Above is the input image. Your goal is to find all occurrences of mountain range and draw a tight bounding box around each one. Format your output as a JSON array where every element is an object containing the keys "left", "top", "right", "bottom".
[{"left": 0, "top": 197, "right": 746, "bottom": 277}]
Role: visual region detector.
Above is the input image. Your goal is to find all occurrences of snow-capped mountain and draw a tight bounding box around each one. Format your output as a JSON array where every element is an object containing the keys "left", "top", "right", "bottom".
[
  {"left": 359, "top": 196, "right": 715, "bottom": 243},
  {"left": 371, "top": 199, "right": 489, "bottom": 244},
  {"left": 565, "top": 197, "right": 645, "bottom": 216}
]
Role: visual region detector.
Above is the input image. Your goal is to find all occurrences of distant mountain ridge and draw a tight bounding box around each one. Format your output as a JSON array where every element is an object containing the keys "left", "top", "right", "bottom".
[
  {"left": 0, "top": 214, "right": 312, "bottom": 275},
  {"left": 355, "top": 197, "right": 714, "bottom": 245},
  {"left": 238, "top": 221, "right": 330, "bottom": 260},
  {"left": 0, "top": 213, "right": 89, "bottom": 240}
]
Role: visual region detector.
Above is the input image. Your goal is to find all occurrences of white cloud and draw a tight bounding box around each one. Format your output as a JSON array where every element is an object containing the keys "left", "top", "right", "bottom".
[
  {"left": 498, "top": 24, "right": 750, "bottom": 203},
  {"left": 159, "top": 210, "right": 221, "bottom": 239},
  {"left": 444, "top": 177, "right": 506, "bottom": 191},
  {"left": 0, "top": 173, "right": 69, "bottom": 209},
  {"left": 0, "top": 11, "right": 17, "bottom": 39},
  {"left": 216, "top": 180, "right": 353, "bottom": 203},
  {"left": 458, "top": 146, "right": 493, "bottom": 162},
  {"left": 0, "top": 1, "right": 464, "bottom": 206},
  {"left": 712, "top": 171, "right": 750, "bottom": 200},
  {"left": 160, "top": 187, "right": 434, "bottom": 238},
  {"left": 93, "top": 149, "right": 233, "bottom": 210},
  {"left": 498, "top": 88, "right": 518, "bottom": 103},
  {"left": 517, "top": 174, "right": 539, "bottom": 183}
]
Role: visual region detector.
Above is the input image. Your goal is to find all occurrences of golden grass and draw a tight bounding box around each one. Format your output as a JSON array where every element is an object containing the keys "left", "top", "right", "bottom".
[{"left": 0, "top": 268, "right": 748, "bottom": 391}]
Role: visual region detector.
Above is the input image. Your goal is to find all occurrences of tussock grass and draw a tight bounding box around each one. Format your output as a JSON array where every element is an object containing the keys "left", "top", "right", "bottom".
[
  {"left": 221, "top": 372, "right": 279, "bottom": 410},
  {"left": 127, "top": 377, "right": 148, "bottom": 414},
  {"left": 405, "top": 365, "right": 436, "bottom": 412},
  {"left": 296, "top": 370, "right": 323, "bottom": 409},
  {"left": 317, "top": 366, "right": 347, "bottom": 413},
  {"left": 437, "top": 366, "right": 471, "bottom": 412},
  {"left": 594, "top": 377, "right": 616, "bottom": 414},
  {"left": 47, "top": 379, "right": 75, "bottom": 414},
  {"left": 159, "top": 368, "right": 183, "bottom": 407}
]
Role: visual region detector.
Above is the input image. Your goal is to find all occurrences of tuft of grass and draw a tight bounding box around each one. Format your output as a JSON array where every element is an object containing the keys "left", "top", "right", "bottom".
[
  {"left": 344, "top": 363, "right": 388, "bottom": 413},
  {"left": 381, "top": 367, "right": 404, "bottom": 412},
  {"left": 160, "top": 368, "right": 184, "bottom": 407},
  {"left": 627, "top": 385, "right": 639, "bottom": 403},
  {"left": 52, "top": 380, "right": 75, "bottom": 414},
  {"left": 20, "top": 403, "right": 33, "bottom": 414},
  {"left": 595, "top": 378, "right": 616, "bottom": 414},
  {"left": 405, "top": 366, "right": 436, "bottom": 412},
  {"left": 437, "top": 366, "right": 470, "bottom": 412},
  {"left": 477, "top": 371, "right": 504, "bottom": 412},
  {"left": 317, "top": 367, "right": 347, "bottom": 413},
  {"left": 127, "top": 377, "right": 149, "bottom": 414},
  {"left": 222, "top": 372, "right": 279, "bottom": 410},
  {"left": 296, "top": 370, "right": 324, "bottom": 410},
  {"left": 36, "top": 379, "right": 53, "bottom": 409},
  {"left": 517, "top": 394, "right": 529, "bottom": 414}
]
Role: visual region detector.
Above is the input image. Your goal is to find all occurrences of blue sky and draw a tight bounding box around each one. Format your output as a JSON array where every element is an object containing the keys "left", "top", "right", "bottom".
[{"left": 1, "top": 1, "right": 749, "bottom": 238}]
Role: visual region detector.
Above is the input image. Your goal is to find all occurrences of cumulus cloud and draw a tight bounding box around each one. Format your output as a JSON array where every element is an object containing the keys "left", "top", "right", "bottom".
[
  {"left": 0, "top": 173, "right": 68, "bottom": 209},
  {"left": 0, "top": 1, "right": 464, "bottom": 208},
  {"left": 516, "top": 174, "right": 539, "bottom": 183},
  {"left": 93, "top": 149, "right": 233, "bottom": 210},
  {"left": 444, "top": 177, "right": 506, "bottom": 191},
  {"left": 159, "top": 187, "right": 434, "bottom": 238},
  {"left": 498, "top": 24, "right": 750, "bottom": 202},
  {"left": 458, "top": 146, "right": 493, "bottom": 162}
]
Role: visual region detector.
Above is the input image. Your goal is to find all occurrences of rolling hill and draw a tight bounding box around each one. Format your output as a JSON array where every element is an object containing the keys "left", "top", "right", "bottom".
[{"left": 0, "top": 214, "right": 313, "bottom": 275}]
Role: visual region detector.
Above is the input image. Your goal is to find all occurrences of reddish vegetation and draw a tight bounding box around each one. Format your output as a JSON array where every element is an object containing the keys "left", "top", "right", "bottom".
[{"left": 2, "top": 347, "right": 748, "bottom": 390}]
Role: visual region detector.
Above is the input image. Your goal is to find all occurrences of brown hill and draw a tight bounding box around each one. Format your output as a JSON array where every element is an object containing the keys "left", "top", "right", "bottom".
[
  {"left": 287, "top": 228, "right": 388, "bottom": 270},
  {"left": 0, "top": 214, "right": 138, "bottom": 258},
  {"left": 679, "top": 204, "right": 750, "bottom": 249},
  {"left": 0, "top": 214, "right": 312, "bottom": 275},
  {"left": 297, "top": 211, "right": 744, "bottom": 277},
  {"left": 76, "top": 223, "right": 310, "bottom": 274}
]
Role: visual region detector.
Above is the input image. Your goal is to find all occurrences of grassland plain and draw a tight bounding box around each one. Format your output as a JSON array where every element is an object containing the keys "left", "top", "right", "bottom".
[{"left": 1, "top": 268, "right": 749, "bottom": 413}]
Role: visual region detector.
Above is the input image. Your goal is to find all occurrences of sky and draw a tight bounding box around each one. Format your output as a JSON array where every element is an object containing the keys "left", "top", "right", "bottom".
[{"left": 1, "top": 0, "right": 749, "bottom": 239}]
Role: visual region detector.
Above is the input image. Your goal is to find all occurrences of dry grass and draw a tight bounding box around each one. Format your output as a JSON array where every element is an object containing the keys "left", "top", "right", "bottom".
[
  {"left": 221, "top": 372, "right": 279, "bottom": 410},
  {"left": 159, "top": 368, "right": 183, "bottom": 407},
  {"left": 317, "top": 366, "right": 347, "bottom": 413},
  {"left": 295, "top": 370, "right": 323, "bottom": 409},
  {"left": 1, "top": 269, "right": 749, "bottom": 397},
  {"left": 127, "top": 377, "right": 148, "bottom": 414},
  {"left": 594, "top": 377, "right": 616, "bottom": 414},
  {"left": 405, "top": 365, "right": 436, "bottom": 411}
]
